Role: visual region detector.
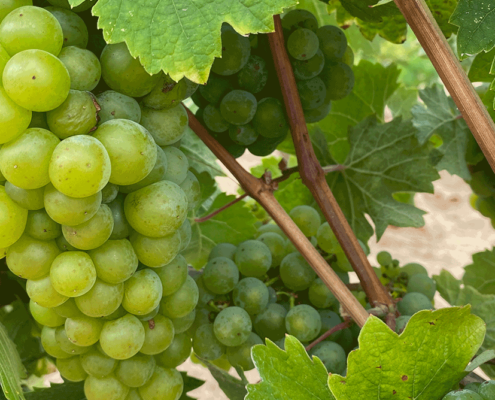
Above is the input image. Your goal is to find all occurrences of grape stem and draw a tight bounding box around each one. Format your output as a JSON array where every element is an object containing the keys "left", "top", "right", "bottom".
[
  {"left": 267, "top": 15, "right": 395, "bottom": 315},
  {"left": 264, "top": 276, "right": 280, "bottom": 287},
  {"left": 194, "top": 193, "right": 248, "bottom": 223},
  {"left": 305, "top": 320, "right": 353, "bottom": 352}
]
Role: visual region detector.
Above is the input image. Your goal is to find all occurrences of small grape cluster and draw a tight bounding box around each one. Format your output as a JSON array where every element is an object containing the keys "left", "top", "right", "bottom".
[
  {"left": 442, "top": 381, "right": 495, "bottom": 399},
  {"left": 467, "top": 153, "right": 495, "bottom": 227},
  {"left": 192, "top": 9, "right": 355, "bottom": 159},
  {"left": 0, "top": 1, "right": 203, "bottom": 399}
]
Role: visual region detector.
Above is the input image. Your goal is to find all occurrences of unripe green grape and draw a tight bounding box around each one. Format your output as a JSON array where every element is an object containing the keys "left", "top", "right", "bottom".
[
  {"left": 7, "top": 234, "right": 60, "bottom": 279},
  {"left": 58, "top": 46, "right": 100, "bottom": 91},
  {"left": 256, "top": 223, "right": 287, "bottom": 240},
  {"left": 234, "top": 240, "right": 272, "bottom": 278},
  {"left": 123, "top": 269, "right": 163, "bottom": 316},
  {"left": 309, "top": 278, "right": 338, "bottom": 309},
  {"left": 292, "top": 48, "right": 325, "bottom": 80},
  {"left": 156, "top": 333, "right": 191, "bottom": 368},
  {"left": 160, "top": 147, "right": 188, "bottom": 185},
  {"left": 84, "top": 374, "right": 130, "bottom": 400},
  {"left": 41, "top": 325, "right": 71, "bottom": 359},
  {"left": 287, "top": 28, "right": 319, "bottom": 61},
  {"left": 463, "top": 383, "right": 481, "bottom": 393},
  {"left": 30, "top": 300, "right": 66, "bottom": 327},
  {"left": 24, "top": 209, "right": 61, "bottom": 240},
  {"left": 45, "top": 7, "right": 87, "bottom": 49},
  {"left": 397, "top": 292, "right": 433, "bottom": 315},
  {"left": 401, "top": 263, "right": 428, "bottom": 278},
  {"left": 0, "top": 247, "right": 7, "bottom": 259},
  {"left": 395, "top": 315, "right": 410, "bottom": 333},
  {"left": 220, "top": 90, "right": 257, "bottom": 126},
  {"left": 282, "top": 9, "right": 318, "bottom": 33},
  {"left": 0, "top": 6, "right": 63, "bottom": 56},
  {"left": 304, "top": 98, "right": 331, "bottom": 123},
  {"left": 233, "top": 277, "right": 269, "bottom": 315},
  {"left": 479, "top": 381, "right": 495, "bottom": 398},
  {"left": 407, "top": 274, "right": 436, "bottom": 300},
  {"left": 194, "top": 275, "right": 216, "bottom": 309},
  {"left": 3, "top": 49, "right": 70, "bottom": 112},
  {"left": 209, "top": 243, "right": 236, "bottom": 261},
  {"left": 212, "top": 25, "right": 250, "bottom": 76},
  {"left": 0, "top": 86, "right": 31, "bottom": 144},
  {"left": 251, "top": 97, "right": 288, "bottom": 139},
  {"left": 290, "top": 205, "right": 321, "bottom": 237},
  {"left": 280, "top": 252, "right": 316, "bottom": 291},
  {"left": 130, "top": 230, "right": 181, "bottom": 269},
  {"left": 179, "top": 171, "right": 200, "bottom": 212},
  {"left": 254, "top": 303, "right": 287, "bottom": 341},
  {"left": 442, "top": 390, "right": 483, "bottom": 399},
  {"left": 160, "top": 275, "right": 198, "bottom": 319},
  {"left": 100, "top": 314, "right": 145, "bottom": 360},
  {"left": 75, "top": 279, "right": 124, "bottom": 318},
  {"left": 316, "top": 25, "right": 347, "bottom": 62},
  {"left": 248, "top": 131, "right": 288, "bottom": 155},
  {"left": 177, "top": 219, "right": 191, "bottom": 252},
  {"left": 203, "top": 257, "right": 239, "bottom": 295},
  {"left": 100, "top": 43, "right": 160, "bottom": 98},
  {"left": 107, "top": 193, "right": 131, "bottom": 240},
  {"left": 154, "top": 254, "right": 187, "bottom": 296},
  {"left": 99, "top": 184, "right": 117, "bottom": 205},
  {"left": 54, "top": 298, "right": 83, "bottom": 318},
  {"left": 296, "top": 76, "right": 327, "bottom": 110},
  {"left": 193, "top": 324, "right": 225, "bottom": 360},
  {"left": 257, "top": 232, "right": 286, "bottom": 268},
  {"left": 50, "top": 251, "right": 96, "bottom": 297},
  {"left": 199, "top": 74, "right": 230, "bottom": 105},
  {"left": 203, "top": 104, "right": 230, "bottom": 133},
  {"left": 56, "top": 234, "right": 77, "bottom": 252},
  {"left": 170, "top": 309, "right": 195, "bottom": 334},
  {"left": 4, "top": 181, "right": 44, "bottom": 210},
  {"left": 81, "top": 348, "right": 117, "bottom": 378},
  {"left": 28, "top": 111, "right": 49, "bottom": 128},
  {"left": 320, "top": 62, "right": 354, "bottom": 101},
  {"left": 97, "top": 90, "right": 141, "bottom": 125},
  {"left": 214, "top": 306, "right": 252, "bottom": 347},
  {"left": 142, "top": 75, "right": 187, "bottom": 110},
  {"left": 316, "top": 222, "right": 340, "bottom": 254},
  {"left": 115, "top": 354, "right": 155, "bottom": 388},
  {"left": 56, "top": 356, "right": 87, "bottom": 382},
  {"left": 65, "top": 315, "right": 103, "bottom": 346},
  {"left": 140, "top": 104, "right": 188, "bottom": 146},
  {"left": 136, "top": 306, "right": 159, "bottom": 322},
  {"left": 237, "top": 55, "right": 268, "bottom": 94},
  {"left": 49, "top": 135, "right": 111, "bottom": 198},
  {"left": 228, "top": 124, "right": 258, "bottom": 146},
  {"left": 0, "top": 42, "right": 9, "bottom": 83},
  {"left": 140, "top": 314, "right": 175, "bottom": 355},
  {"left": 89, "top": 239, "right": 138, "bottom": 284},
  {"left": 26, "top": 274, "right": 67, "bottom": 307},
  {"left": 44, "top": 183, "right": 102, "bottom": 226},
  {"left": 342, "top": 46, "right": 354, "bottom": 66},
  {"left": 318, "top": 310, "right": 343, "bottom": 341},
  {"left": 124, "top": 180, "right": 188, "bottom": 237},
  {"left": 227, "top": 332, "right": 262, "bottom": 371},
  {"left": 286, "top": 304, "right": 321, "bottom": 342},
  {"left": 0, "top": 0, "right": 32, "bottom": 22},
  {"left": 309, "top": 341, "right": 346, "bottom": 374},
  {"left": 138, "top": 366, "right": 183, "bottom": 400},
  {"left": 124, "top": 390, "right": 143, "bottom": 400}
]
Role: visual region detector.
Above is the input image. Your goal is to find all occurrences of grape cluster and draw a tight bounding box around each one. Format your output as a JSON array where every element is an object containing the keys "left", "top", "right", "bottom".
[
  {"left": 0, "top": 2, "right": 201, "bottom": 399},
  {"left": 442, "top": 381, "right": 495, "bottom": 399},
  {"left": 192, "top": 9, "right": 354, "bottom": 159}
]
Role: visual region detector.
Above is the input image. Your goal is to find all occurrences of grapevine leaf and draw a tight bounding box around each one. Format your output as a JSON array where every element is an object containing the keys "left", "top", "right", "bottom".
[
  {"left": 0, "top": 322, "right": 26, "bottom": 400},
  {"left": 339, "top": 0, "right": 401, "bottom": 23},
  {"left": 92, "top": 0, "right": 298, "bottom": 83},
  {"left": 0, "top": 382, "right": 86, "bottom": 400},
  {"left": 411, "top": 85, "right": 471, "bottom": 180},
  {"left": 424, "top": 0, "right": 458, "bottom": 38},
  {"left": 180, "top": 372, "right": 205, "bottom": 400},
  {"left": 67, "top": 0, "right": 85, "bottom": 7},
  {"left": 468, "top": 49, "right": 495, "bottom": 82},
  {"left": 463, "top": 248, "right": 495, "bottom": 295},
  {"left": 327, "top": 117, "right": 439, "bottom": 243},
  {"left": 317, "top": 60, "right": 401, "bottom": 163},
  {"left": 466, "top": 350, "right": 495, "bottom": 372},
  {"left": 196, "top": 358, "right": 247, "bottom": 400},
  {"left": 387, "top": 86, "right": 418, "bottom": 119},
  {"left": 328, "top": 309, "right": 486, "bottom": 400},
  {"left": 450, "top": 0, "right": 495, "bottom": 59},
  {"left": 181, "top": 128, "right": 225, "bottom": 178},
  {"left": 356, "top": 14, "right": 407, "bottom": 44},
  {"left": 246, "top": 336, "right": 335, "bottom": 400},
  {"left": 274, "top": 175, "right": 314, "bottom": 212}
]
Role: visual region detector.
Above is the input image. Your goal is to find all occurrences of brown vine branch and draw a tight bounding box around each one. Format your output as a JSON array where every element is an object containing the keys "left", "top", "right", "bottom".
[
  {"left": 194, "top": 193, "right": 248, "bottom": 223},
  {"left": 186, "top": 108, "right": 369, "bottom": 327},
  {"left": 305, "top": 320, "right": 353, "bottom": 352},
  {"left": 393, "top": 0, "right": 495, "bottom": 172},
  {"left": 267, "top": 16, "right": 394, "bottom": 311}
]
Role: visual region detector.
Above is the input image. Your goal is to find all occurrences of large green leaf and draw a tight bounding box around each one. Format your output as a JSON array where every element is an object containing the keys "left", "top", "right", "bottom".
[
  {"left": 387, "top": 86, "right": 418, "bottom": 119},
  {"left": 180, "top": 372, "right": 206, "bottom": 400},
  {"left": 468, "top": 49, "right": 495, "bottom": 83},
  {"left": 92, "top": 0, "right": 297, "bottom": 83},
  {"left": 328, "top": 309, "right": 485, "bottom": 400},
  {"left": 463, "top": 248, "right": 495, "bottom": 295},
  {"left": 425, "top": 0, "right": 458, "bottom": 38},
  {"left": 0, "top": 322, "right": 26, "bottom": 400},
  {"left": 196, "top": 358, "right": 247, "bottom": 400},
  {"left": 356, "top": 14, "right": 407, "bottom": 44},
  {"left": 327, "top": 117, "right": 439, "bottom": 243},
  {"left": 339, "top": 0, "right": 401, "bottom": 23},
  {"left": 0, "top": 382, "right": 84, "bottom": 400},
  {"left": 411, "top": 85, "right": 471, "bottom": 180},
  {"left": 247, "top": 336, "right": 335, "bottom": 400}
]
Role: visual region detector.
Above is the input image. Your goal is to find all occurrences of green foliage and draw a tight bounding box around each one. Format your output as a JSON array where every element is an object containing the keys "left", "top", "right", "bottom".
[
  {"left": 463, "top": 249, "right": 495, "bottom": 295},
  {"left": 0, "top": 322, "right": 25, "bottom": 400},
  {"left": 181, "top": 127, "right": 225, "bottom": 178},
  {"left": 197, "top": 357, "right": 247, "bottom": 400},
  {"left": 468, "top": 49, "right": 495, "bottom": 83},
  {"left": 0, "top": 382, "right": 84, "bottom": 400}
]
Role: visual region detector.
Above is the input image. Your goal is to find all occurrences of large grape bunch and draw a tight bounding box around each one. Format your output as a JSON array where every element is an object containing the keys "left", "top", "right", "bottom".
[
  {"left": 0, "top": 1, "right": 202, "bottom": 399},
  {"left": 192, "top": 9, "right": 355, "bottom": 159}
]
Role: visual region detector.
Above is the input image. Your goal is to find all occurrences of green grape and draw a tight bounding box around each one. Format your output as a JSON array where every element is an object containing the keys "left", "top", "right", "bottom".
[
  {"left": 142, "top": 75, "right": 187, "bottom": 110},
  {"left": 407, "top": 274, "right": 436, "bottom": 300},
  {"left": 228, "top": 124, "right": 258, "bottom": 146},
  {"left": 45, "top": 7, "right": 88, "bottom": 49},
  {"left": 75, "top": 279, "right": 124, "bottom": 317},
  {"left": 54, "top": 298, "right": 83, "bottom": 318},
  {"left": 96, "top": 91, "right": 141, "bottom": 125},
  {"left": 138, "top": 366, "right": 183, "bottom": 400},
  {"left": 280, "top": 252, "right": 317, "bottom": 291},
  {"left": 287, "top": 28, "right": 319, "bottom": 60},
  {"left": 475, "top": 196, "right": 495, "bottom": 218},
  {"left": 268, "top": 286, "right": 277, "bottom": 303},
  {"left": 479, "top": 381, "right": 495, "bottom": 398},
  {"left": 177, "top": 219, "right": 191, "bottom": 251},
  {"left": 170, "top": 309, "right": 195, "bottom": 334},
  {"left": 28, "top": 111, "right": 48, "bottom": 129},
  {"left": 101, "top": 183, "right": 119, "bottom": 204},
  {"left": 251, "top": 97, "right": 288, "bottom": 139},
  {"left": 285, "top": 304, "right": 321, "bottom": 342},
  {"left": 226, "top": 332, "right": 262, "bottom": 371},
  {"left": 44, "top": 183, "right": 102, "bottom": 226},
  {"left": 395, "top": 315, "right": 410, "bottom": 334},
  {"left": 26, "top": 274, "right": 67, "bottom": 307},
  {"left": 401, "top": 263, "right": 428, "bottom": 277},
  {"left": 124, "top": 180, "right": 188, "bottom": 237},
  {"left": 304, "top": 98, "right": 331, "bottom": 123},
  {"left": 256, "top": 223, "right": 287, "bottom": 240},
  {"left": 4, "top": 183, "right": 44, "bottom": 214},
  {"left": 203, "top": 257, "right": 239, "bottom": 295},
  {"left": 156, "top": 333, "right": 191, "bottom": 368},
  {"left": 50, "top": 251, "right": 96, "bottom": 297},
  {"left": 334, "top": 250, "right": 353, "bottom": 273},
  {"left": 194, "top": 275, "right": 215, "bottom": 309},
  {"left": 184, "top": 77, "right": 198, "bottom": 98},
  {"left": 316, "top": 222, "right": 340, "bottom": 254},
  {"left": 318, "top": 310, "right": 343, "bottom": 341},
  {"left": 0, "top": 128, "right": 59, "bottom": 189},
  {"left": 100, "top": 314, "right": 145, "bottom": 360},
  {"left": 199, "top": 74, "right": 231, "bottom": 105},
  {"left": 3, "top": 49, "right": 70, "bottom": 112},
  {"left": 220, "top": 90, "right": 257, "bottom": 125},
  {"left": 30, "top": 300, "right": 66, "bottom": 327},
  {"left": 57, "top": 356, "right": 87, "bottom": 382},
  {"left": 316, "top": 25, "right": 347, "bottom": 61},
  {"left": 7, "top": 234, "right": 59, "bottom": 279},
  {"left": 309, "top": 278, "right": 338, "bottom": 309},
  {"left": 160, "top": 275, "right": 198, "bottom": 319},
  {"left": 186, "top": 307, "right": 211, "bottom": 337},
  {"left": 125, "top": 390, "right": 143, "bottom": 400},
  {"left": 179, "top": 171, "right": 200, "bottom": 212},
  {"left": 213, "top": 306, "right": 252, "bottom": 347},
  {"left": 257, "top": 232, "right": 286, "bottom": 268},
  {"left": 282, "top": 9, "right": 318, "bottom": 33},
  {"left": 209, "top": 243, "right": 237, "bottom": 261},
  {"left": 160, "top": 146, "right": 188, "bottom": 185},
  {"left": 342, "top": 46, "right": 354, "bottom": 66},
  {"left": 65, "top": 315, "right": 102, "bottom": 347},
  {"left": 470, "top": 171, "right": 495, "bottom": 197},
  {"left": 100, "top": 43, "right": 160, "bottom": 98},
  {"left": 296, "top": 76, "right": 326, "bottom": 110},
  {"left": 203, "top": 104, "right": 230, "bottom": 133},
  {"left": 122, "top": 269, "right": 162, "bottom": 315},
  {"left": 46, "top": 90, "right": 98, "bottom": 138},
  {"left": 237, "top": 55, "right": 268, "bottom": 94},
  {"left": 115, "top": 354, "right": 155, "bottom": 387},
  {"left": 0, "top": 0, "right": 32, "bottom": 22},
  {"left": 193, "top": 323, "right": 225, "bottom": 360},
  {"left": 234, "top": 240, "right": 272, "bottom": 278},
  {"left": 309, "top": 341, "right": 346, "bottom": 373},
  {"left": 84, "top": 374, "right": 130, "bottom": 400},
  {"left": 0, "top": 86, "right": 32, "bottom": 144},
  {"left": 154, "top": 254, "right": 188, "bottom": 296},
  {"left": 24, "top": 209, "right": 61, "bottom": 240},
  {"left": 233, "top": 277, "right": 269, "bottom": 315},
  {"left": 464, "top": 383, "right": 481, "bottom": 392},
  {"left": 0, "top": 6, "right": 63, "bottom": 56},
  {"left": 93, "top": 119, "right": 156, "bottom": 186},
  {"left": 101, "top": 306, "right": 126, "bottom": 321},
  {"left": 140, "top": 314, "right": 175, "bottom": 355},
  {"left": 191, "top": 91, "right": 209, "bottom": 110},
  {"left": 41, "top": 325, "right": 71, "bottom": 359},
  {"left": 0, "top": 42, "right": 8, "bottom": 81},
  {"left": 81, "top": 348, "right": 117, "bottom": 378},
  {"left": 140, "top": 104, "right": 188, "bottom": 146},
  {"left": 137, "top": 306, "right": 159, "bottom": 322},
  {"left": 292, "top": 48, "right": 325, "bottom": 80},
  {"left": 49, "top": 135, "right": 110, "bottom": 198},
  {"left": 397, "top": 292, "right": 433, "bottom": 315},
  {"left": 55, "top": 326, "right": 92, "bottom": 355},
  {"left": 376, "top": 251, "right": 393, "bottom": 266},
  {"left": 212, "top": 24, "right": 250, "bottom": 76},
  {"left": 253, "top": 303, "right": 287, "bottom": 341},
  {"left": 89, "top": 239, "right": 138, "bottom": 284},
  {"left": 108, "top": 193, "right": 131, "bottom": 240},
  {"left": 320, "top": 62, "right": 354, "bottom": 101},
  {"left": 442, "top": 390, "right": 483, "bottom": 400}
]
